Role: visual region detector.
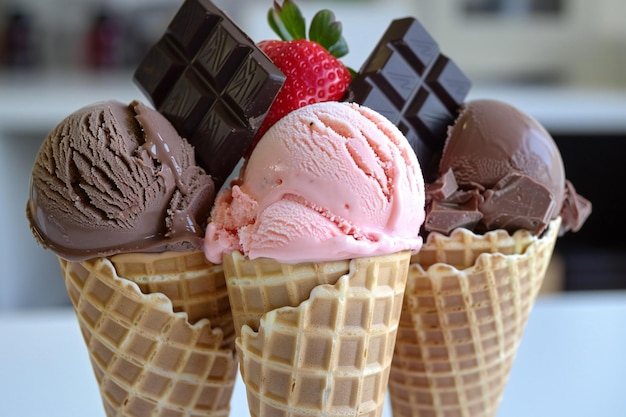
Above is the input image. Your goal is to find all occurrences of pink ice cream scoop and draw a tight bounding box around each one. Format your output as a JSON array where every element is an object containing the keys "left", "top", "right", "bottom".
[{"left": 204, "top": 101, "right": 425, "bottom": 264}]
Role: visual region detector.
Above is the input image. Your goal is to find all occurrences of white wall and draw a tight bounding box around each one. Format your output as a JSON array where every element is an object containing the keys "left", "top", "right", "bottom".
[
  {"left": 3, "top": 0, "right": 625, "bottom": 86},
  {"left": 412, "top": 0, "right": 626, "bottom": 86},
  {"left": 0, "top": 130, "right": 70, "bottom": 311}
]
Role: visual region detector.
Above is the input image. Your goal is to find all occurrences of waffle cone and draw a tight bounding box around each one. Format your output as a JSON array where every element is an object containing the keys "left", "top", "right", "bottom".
[
  {"left": 389, "top": 218, "right": 561, "bottom": 417},
  {"left": 224, "top": 251, "right": 411, "bottom": 417},
  {"left": 60, "top": 250, "right": 238, "bottom": 417}
]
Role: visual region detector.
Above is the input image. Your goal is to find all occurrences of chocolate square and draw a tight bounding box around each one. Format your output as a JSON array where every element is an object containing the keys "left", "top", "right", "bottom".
[
  {"left": 134, "top": 0, "right": 285, "bottom": 188},
  {"left": 345, "top": 18, "right": 471, "bottom": 182}
]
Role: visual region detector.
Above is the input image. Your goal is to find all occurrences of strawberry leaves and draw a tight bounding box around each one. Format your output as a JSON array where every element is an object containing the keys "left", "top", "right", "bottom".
[
  {"left": 267, "top": 0, "right": 349, "bottom": 59},
  {"left": 309, "top": 10, "right": 348, "bottom": 58},
  {"left": 268, "top": 0, "right": 305, "bottom": 41}
]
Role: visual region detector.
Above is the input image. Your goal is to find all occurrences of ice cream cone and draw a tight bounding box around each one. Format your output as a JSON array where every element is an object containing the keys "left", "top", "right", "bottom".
[
  {"left": 223, "top": 250, "right": 411, "bottom": 417},
  {"left": 60, "top": 250, "right": 238, "bottom": 417},
  {"left": 388, "top": 218, "right": 561, "bottom": 417}
]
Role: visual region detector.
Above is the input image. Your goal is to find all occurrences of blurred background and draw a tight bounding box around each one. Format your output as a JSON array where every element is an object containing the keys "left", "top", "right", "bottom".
[{"left": 1, "top": 0, "right": 625, "bottom": 311}]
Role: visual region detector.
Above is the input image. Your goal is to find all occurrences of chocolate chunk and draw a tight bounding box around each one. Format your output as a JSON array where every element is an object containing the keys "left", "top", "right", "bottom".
[
  {"left": 344, "top": 18, "right": 471, "bottom": 182},
  {"left": 425, "top": 199, "right": 482, "bottom": 236},
  {"left": 481, "top": 173, "right": 554, "bottom": 235},
  {"left": 426, "top": 168, "right": 459, "bottom": 201},
  {"left": 134, "top": 0, "right": 285, "bottom": 189}
]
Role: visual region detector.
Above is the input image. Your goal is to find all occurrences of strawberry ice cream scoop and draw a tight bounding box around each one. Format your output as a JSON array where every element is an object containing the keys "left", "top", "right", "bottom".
[{"left": 204, "top": 101, "right": 425, "bottom": 264}]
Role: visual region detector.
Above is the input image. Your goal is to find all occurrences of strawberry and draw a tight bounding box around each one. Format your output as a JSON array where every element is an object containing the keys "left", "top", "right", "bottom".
[{"left": 251, "top": 0, "right": 353, "bottom": 150}]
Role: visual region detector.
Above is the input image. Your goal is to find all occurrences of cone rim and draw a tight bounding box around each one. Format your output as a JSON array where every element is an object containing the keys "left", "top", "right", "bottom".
[
  {"left": 63, "top": 255, "right": 227, "bottom": 336},
  {"left": 238, "top": 249, "right": 411, "bottom": 339},
  {"left": 413, "top": 217, "right": 561, "bottom": 276}
]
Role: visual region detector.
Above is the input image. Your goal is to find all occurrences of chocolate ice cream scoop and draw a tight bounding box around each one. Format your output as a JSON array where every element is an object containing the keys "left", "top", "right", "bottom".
[
  {"left": 26, "top": 100, "right": 215, "bottom": 261},
  {"left": 425, "top": 99, "right": 591, "bottom": 236}
]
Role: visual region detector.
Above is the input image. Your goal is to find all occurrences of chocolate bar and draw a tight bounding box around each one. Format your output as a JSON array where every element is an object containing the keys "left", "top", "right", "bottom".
[
  {"left": 345, "top": 18, "right": 471, "bottom": 182},
  {"left": 134, "top": 0, "right": 285, "bottom": 189}
]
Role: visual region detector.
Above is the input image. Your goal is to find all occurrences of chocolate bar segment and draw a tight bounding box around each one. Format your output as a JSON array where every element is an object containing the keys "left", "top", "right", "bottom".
[
  {"left": 345, "top": 18, "right": 471, "bottom": 182},
  {"left": 134, "top": 0, "right": 285, "bottom": 189}
]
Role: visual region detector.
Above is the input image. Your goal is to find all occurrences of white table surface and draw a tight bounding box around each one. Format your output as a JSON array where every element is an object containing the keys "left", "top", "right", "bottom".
[{"left": 1, "top": 291, "right": 625, "bottom": 417}]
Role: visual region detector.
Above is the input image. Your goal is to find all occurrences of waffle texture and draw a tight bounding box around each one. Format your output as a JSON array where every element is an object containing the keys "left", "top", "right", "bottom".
[
  {"left": 110, "top": 251, "right": 234, "bottom": 348},
  {"left": 223, "top": 251, "right": 351, "bottom": 336},
  {"left": 225, "top": 251, "right": 411, "bottom": 417},
  {"left": 389, "top": 218, "right": 561, "bottom": 417},
  {"left": 60, "top": 251, "right": 238, "bottom": 417}
]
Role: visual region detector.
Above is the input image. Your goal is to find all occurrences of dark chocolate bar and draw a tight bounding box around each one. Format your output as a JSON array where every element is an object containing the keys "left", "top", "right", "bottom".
[
  {"left": 345, "top": 18, "right": 471, "bottom": 182},
  {"left": 134, "top": 0, "right": 285, "bottom": 189}
]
